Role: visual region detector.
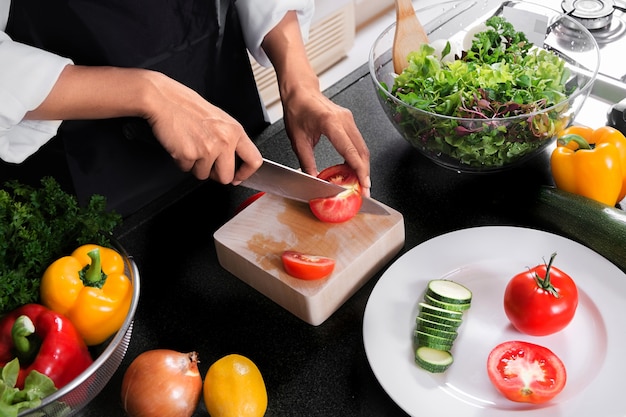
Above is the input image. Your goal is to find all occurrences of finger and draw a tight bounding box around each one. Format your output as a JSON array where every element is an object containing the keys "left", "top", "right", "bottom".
[
  {"left": 192, "top": 156, "right": 216, "bottom": 181},
  {"left": 231, "top": 138, "right": 263, "bottom": 185},
  {"left": 176, "top": 157, "right": 196, "bottom": 174},
  {"left": 342, "top": 146, "right": 371, "bottom": 195},
  {"left": 288, "top": 132, "right": 319, "bottom": 177},
  {"left": 341, "top": 117, "right": 371, "bottom": 175},
  {"left": 326, "top": 128, "right": 371, "bottom": 196},
  {"left": 205, "top": 146, "right": 238, "bottom": 184},
  {"left": 296, "top": 149, "right": 318, "bottom": 178}
]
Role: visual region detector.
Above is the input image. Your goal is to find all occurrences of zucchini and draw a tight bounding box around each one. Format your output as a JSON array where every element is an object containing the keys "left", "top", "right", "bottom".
[
  {"left": 416, "top": 316, "right": 459, "bottom": 332},
  {"left": 532, "top": 186, "right": 626, "bottom": 273},
  {"left": 426, "top": 279, "right": 472, "bottom": 304},
  {"left": 415, "top": 346, "right": 453, "bottom": 373},
  {"left": 418, "top": 302, "right": 464, "bottom": 319},
  {"left": 413, "top": 279, "right": 472, "bottom": 372},
  {"left": 418, "top": 312, "right": 462, "bottom": 328},
  {"left": 424, "top": 294, "right": 471, "bottom": 312},
  {"left": 415, "top": 324, "right": 458, "bottom": 342},
  {"left": 414, "top": 330, "right": 454, "bottom": 351}
]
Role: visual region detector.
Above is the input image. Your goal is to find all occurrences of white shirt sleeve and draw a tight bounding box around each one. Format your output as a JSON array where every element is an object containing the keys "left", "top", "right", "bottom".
[
  {"left": 0, "top": 1, "right": 314, "bottom": 164},
  {"left": 0, "top": 31, "right": 73, "bottom": 164},
  {"left": 236, "top": 0, "right": 315, "bottom": 68}
]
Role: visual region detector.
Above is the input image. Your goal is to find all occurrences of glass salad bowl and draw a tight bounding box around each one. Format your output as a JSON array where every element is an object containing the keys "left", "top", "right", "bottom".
[{"left": 369, "top": 0, "right": 600, "bottom": 172}]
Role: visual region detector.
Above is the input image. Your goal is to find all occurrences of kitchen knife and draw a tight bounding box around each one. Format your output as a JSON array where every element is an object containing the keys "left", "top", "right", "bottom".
[{"left": 239, "top": 158, "right": 390, "bottom": 215}]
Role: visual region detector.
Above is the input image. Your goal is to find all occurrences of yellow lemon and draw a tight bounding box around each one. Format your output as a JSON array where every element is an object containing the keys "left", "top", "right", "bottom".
[{"left": 203, "top": 354, "right": 268, "bottom": 417}]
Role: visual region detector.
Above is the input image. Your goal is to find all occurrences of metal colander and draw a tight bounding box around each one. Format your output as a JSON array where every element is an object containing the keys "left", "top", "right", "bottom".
[{"left": 18, "top": 242, "right": 141, "bottom": 417}]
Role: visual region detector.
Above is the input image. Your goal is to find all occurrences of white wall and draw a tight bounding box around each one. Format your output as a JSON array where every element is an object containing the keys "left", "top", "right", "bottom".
[{"left": 353, "top": 0, "right": 394, "bottom": 27}]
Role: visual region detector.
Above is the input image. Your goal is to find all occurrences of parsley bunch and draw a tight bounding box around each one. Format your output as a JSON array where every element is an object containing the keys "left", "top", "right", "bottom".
[{"left": 0, "top": 177, "right": 122, "bottom": 315}]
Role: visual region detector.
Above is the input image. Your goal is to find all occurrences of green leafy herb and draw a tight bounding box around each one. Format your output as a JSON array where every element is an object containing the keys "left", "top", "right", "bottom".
[
  {"left": 387, "top": 16, "right": 573, "bottom": 168},
  {"left": 0, "top": 177, "right": 122, "bottom": 315}
]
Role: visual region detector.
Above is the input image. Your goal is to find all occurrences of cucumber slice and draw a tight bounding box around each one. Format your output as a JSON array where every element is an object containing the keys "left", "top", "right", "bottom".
[
  {"left": 426, "top": 279, "right": 472, "bottom": 304},
  {"left": 415, "top": 346, "right": 454, "bottom": 373},
  {"left": 418, "top": 302, "right": 464, "bottom": 319},
  {"left": 416, "top": 321, "right": 458, "bottom": 341},
  {"left": 415, "top": 316, "right": 458, "bottom": 332},
  {"left": 418, "top": 312, "right": 462, "bottom": 328},
  {"left": 414, "top": 330, "right": 454, "bottom": 350},
  {"left": 424, "top": 294, "right": 471, "bottom": 312}
]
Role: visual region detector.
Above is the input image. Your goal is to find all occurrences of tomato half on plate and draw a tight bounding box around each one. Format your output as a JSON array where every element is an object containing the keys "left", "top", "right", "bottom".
[
  {"left": 281, "top": 251, "right": 336, "bottom": 280},
  {"left": 487, "top": 340, "right": 567, "bottom": 404},
  {"left": 309, "top": 164, "right": 362, "bottom": 223}
]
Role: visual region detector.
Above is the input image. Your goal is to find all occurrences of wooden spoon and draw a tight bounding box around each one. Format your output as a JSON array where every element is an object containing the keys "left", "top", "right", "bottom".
[{"left": 392, "top": 0, "right": 429, "bottom": 74}]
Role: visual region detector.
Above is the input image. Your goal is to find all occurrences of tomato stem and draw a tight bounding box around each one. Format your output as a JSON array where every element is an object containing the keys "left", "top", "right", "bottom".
[{"left": 533, "top": 252, "right": 559, "bottom": 298}]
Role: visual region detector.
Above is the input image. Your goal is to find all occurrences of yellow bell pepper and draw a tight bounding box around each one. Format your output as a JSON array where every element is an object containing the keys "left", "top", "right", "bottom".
[
  {"left": 550, "top": 125, "right": 626, "bottom": 206},
  {"left": 40, "top": 244, "right": 133, "bottom": 346}
]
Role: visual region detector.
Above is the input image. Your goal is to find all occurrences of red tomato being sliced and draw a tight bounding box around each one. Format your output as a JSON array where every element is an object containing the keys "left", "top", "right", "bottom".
[
  {"left": 503, "top": 253, "right": 578, "bottom": 336},
  {"left": 281, "top": 251, "right": 336, "bottom": 280},
  {"left": 309, "top": 164, "right": 362, "bottom": 223},
  {"left": 487, "top": 341, "right": 567, "bottom": 404}
]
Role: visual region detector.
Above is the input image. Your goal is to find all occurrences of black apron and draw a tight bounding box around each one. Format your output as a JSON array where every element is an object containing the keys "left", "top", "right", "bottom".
[{"left": 3, "top": 0, "right": 268, "bottom": 216}]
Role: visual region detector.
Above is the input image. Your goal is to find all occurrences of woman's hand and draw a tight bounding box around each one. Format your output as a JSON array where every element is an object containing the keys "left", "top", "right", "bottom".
[
  {"left": 26, "top": 65, "right": 262, "bottom": 184},
  {"left": 143, "top": 71, "right": 262, "bottom": 183},
  {"left": 262, "top": 11, "right": 371, "bottom": 196},
  {"left": 281, "top": 85, "right": 371, "bottom": 196}
]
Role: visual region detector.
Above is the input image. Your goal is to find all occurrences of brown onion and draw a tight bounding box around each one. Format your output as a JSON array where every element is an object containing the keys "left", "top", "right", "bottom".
[{"left": 121, "top": 349, "right": 202, "bottom": 417}]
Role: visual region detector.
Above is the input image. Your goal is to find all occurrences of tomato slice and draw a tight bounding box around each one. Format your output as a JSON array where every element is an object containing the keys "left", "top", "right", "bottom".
[
  {"left": 235, "top": 192, "right": 265, "bottom": 214},
  {"left": 281, "top": 250, "right": 336, "bottom": 280},
  {"left": 309, "top": 164, "right": 362, "bottom": 223},
  {"left": 487, "top": 341, "right": 567, "bottom": 404}
]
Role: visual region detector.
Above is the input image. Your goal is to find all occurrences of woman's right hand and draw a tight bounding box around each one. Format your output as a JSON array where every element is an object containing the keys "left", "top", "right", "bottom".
[
  {"left": 142, "top": 71, "right": 262, "bottom": 183},
  {"left": 26, "top": 65, "right": 263, "bottom": 184}
]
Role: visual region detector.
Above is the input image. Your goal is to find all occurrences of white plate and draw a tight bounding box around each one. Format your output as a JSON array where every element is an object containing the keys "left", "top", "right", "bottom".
[{"left": 363, "top": 226, "right": 626, "bottom": 417}]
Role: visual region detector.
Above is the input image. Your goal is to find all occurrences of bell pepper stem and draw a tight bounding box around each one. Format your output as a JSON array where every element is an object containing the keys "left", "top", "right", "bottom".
[
  {"left": 12, "top": 315, "right": 41, "bottom": 364},
  {"left": 81, "top": 248, "right": 107, "bottom": 287},
  {"left": 557, "top": 134, "right": 592, "bottom": 150}
]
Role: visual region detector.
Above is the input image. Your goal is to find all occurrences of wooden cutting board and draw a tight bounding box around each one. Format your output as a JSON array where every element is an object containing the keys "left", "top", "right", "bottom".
[{"left": 214, "top": 193, "right": 405, "bottom": 325}]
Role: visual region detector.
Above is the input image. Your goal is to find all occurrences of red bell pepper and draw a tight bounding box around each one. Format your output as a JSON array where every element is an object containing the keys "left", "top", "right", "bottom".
[{"left": 0, "top": 303, "right": 93, "bottom": 389}]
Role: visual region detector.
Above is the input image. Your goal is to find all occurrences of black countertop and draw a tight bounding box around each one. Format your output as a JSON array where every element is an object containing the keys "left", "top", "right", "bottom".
[{"left": 79, "top": 63, "right": 562, "bottom": 416}]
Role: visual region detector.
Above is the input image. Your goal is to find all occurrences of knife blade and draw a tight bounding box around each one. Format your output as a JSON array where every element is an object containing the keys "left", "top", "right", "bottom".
[{"left": 239, "top": 158, "right": 390, "bottom": 215}]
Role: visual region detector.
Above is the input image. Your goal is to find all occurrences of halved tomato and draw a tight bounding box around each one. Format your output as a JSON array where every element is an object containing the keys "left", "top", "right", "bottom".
[
  {"left": 281, "top": 250, "right": 336, "bottom": 280},
  {"left": 487, "top": 341, "right": 567, "bottom": 404},
  {"left": 309, "top": 164, "right": 362, "bottom": 223}
]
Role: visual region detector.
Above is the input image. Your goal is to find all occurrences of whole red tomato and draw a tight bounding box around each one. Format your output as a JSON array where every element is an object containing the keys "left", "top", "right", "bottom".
[
  {"left": 309, "top": 164, "right": 362, "bottom": 223},
  {"left": 503, "top": 253, "right": 578, "bottom": 336},
  {"left": 487, "top": 340, "right": 567, "bottom": 404}
]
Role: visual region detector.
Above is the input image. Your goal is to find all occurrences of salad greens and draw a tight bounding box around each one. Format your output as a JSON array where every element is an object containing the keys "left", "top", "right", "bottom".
[
  {"left": 387, "top": 16, "right": 573, "bottom": 168},
  {"left": 0, "top": 358, "right": 60, "bottom": 417}
]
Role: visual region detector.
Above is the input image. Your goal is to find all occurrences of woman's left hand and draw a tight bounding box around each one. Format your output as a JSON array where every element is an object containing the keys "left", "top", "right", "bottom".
[
  {"left": 282, "top": 86, "right": 371, "bottom": 197},
  {"left": 262, "top": 11, "right": 371, "bottom": 197}
]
